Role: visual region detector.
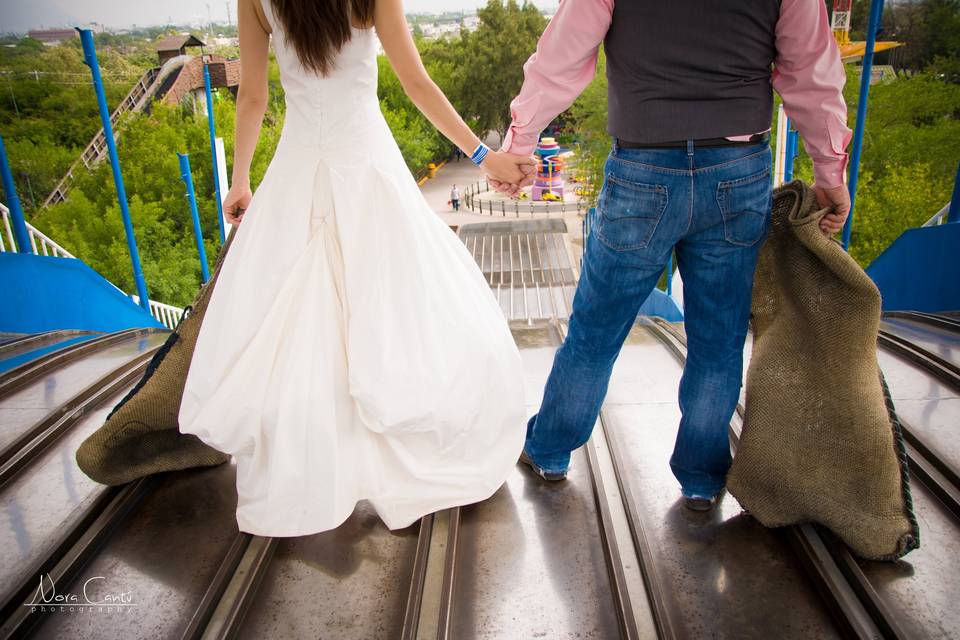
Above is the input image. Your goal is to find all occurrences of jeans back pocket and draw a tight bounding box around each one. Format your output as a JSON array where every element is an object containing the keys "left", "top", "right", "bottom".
[
  {"left": 715, "top": 167, "right": 772, "bottom": 247},
  {"left": 596, "top": 173, "right": 669, "bottom": 251}
]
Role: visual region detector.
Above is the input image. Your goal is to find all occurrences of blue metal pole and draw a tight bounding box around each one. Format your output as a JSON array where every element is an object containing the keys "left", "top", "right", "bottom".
[
  {"left": 783, "top": 118, "right": 797, "bottom": 182},
  {"left": 948, "top": 160, "right": 960, "bottom": 223},
  {"left": 203, "top": 60, "right": 226, "bottom": 243},
  {"left": 177, "top": 153, "right": 210, "bottom": 282},
  {"left": 842, "top": 0, "right": 885, "bottom": 250},
  {"left": 78, "top": 28, "right": 150, "bottom": 312},
  {"left": 0, "top": 134, "right": 32, "bottom": 254}
]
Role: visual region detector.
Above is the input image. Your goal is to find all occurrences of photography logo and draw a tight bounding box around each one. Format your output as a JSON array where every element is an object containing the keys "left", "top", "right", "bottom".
[{"left": 24, "top": 574, "right": 136, "bottom": 613}]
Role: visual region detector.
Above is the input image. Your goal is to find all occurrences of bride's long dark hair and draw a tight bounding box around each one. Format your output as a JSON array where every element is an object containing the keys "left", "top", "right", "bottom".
[{"left": 270, "top": 0, "right": 375, "bottom": 75}]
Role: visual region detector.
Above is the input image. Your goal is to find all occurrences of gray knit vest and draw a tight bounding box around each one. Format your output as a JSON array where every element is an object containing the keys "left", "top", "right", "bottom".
[{"left": 604, "top": 0, "right": 781, "bottom": 143}]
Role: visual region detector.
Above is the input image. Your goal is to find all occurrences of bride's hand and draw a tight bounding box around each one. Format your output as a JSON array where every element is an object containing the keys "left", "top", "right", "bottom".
[
  {"left": 223, "top": 183, "right": 253, "bottom": 226},
  {"left": 481, "top": 151, "right": 537, "bottom": 187}
]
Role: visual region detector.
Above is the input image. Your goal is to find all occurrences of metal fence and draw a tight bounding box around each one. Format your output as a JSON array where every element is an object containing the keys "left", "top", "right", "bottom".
[{"left": 463, "top": 179, "right": 589, "bottom": 217}]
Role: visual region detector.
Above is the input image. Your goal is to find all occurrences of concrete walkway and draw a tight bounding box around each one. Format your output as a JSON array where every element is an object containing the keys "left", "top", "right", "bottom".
[{"left": 419, "top": 158, "right": 494, "bottom": 227}]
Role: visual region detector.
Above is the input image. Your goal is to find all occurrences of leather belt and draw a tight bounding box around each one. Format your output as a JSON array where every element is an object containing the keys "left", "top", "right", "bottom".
[{"left": 618, "top": 132, "right": 770, "bottom": 149}]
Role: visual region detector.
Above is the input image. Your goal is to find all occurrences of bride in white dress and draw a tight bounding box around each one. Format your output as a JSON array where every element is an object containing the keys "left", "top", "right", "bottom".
[{"left": 178, "top": 0, "right": 534, "bottom": 536}]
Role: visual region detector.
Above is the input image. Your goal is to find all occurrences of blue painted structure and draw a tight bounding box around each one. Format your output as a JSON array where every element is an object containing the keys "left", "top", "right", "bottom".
[
  {"left": 0, "top": 252, "right": 162, "bottom": 333},
  {"left": 0, "top": 134, "right": 32, "bottom": 254},
  {"left": 843, "top": 0, "right": 885, "bottom": 250},
  {"left": 177, "top": 153, "right": 211, "bottom": 282},
  {"left": 867, "top": 223, "right": 960, "bottom": 312},
  {"left": 949, "top": 161, "right": 960, "bottom": 224},
  {"left": 638, "top": 288, "right": 685, "bottom": 322},
  {"left": 203, "top": 60, "right": 226, "bottom": 244},
  {"left": 665, "top": 253, "right": 673, "bottom": 297},
  {"left": 78, "top": 28, "right": 151, "bottom": 312}
]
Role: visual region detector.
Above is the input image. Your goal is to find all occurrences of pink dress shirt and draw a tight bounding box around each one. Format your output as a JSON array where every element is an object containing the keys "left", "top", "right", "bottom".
[{"left": 500, "top": 0, "right": 853, "bottom": 189}]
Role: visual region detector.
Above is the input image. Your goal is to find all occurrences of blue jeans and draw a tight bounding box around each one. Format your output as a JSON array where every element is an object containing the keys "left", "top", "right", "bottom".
[{"left": 525, "top": 139, "right": 773, "bottom": 498}]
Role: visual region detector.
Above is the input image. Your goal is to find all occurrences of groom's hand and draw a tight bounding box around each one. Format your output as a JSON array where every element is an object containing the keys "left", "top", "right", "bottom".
[
  {"left": 486, "top": 153, "right": 537, "bottom": 198},
  {"left": 480, "top": 151, "right": 536, "bottom": 188}
]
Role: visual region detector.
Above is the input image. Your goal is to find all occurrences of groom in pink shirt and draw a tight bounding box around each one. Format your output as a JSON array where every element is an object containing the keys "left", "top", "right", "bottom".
[{"left": 496, "top": 0, "right": 853, "bottom": 511}]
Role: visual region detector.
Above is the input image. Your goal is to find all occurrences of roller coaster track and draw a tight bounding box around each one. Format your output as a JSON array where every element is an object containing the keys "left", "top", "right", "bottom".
[{"left": 42, "top": 65, "right": 161, "bottom": 208}]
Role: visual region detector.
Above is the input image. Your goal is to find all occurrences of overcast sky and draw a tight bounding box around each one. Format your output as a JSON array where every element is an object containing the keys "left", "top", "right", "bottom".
[{"left": 1, "top": 0, "right": 556, "bottom": 34}]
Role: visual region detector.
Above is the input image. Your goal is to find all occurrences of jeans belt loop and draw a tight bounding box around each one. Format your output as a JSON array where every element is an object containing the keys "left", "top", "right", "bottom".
[{"left": 686, "top": 140, "right": 695, "bottom": 157}]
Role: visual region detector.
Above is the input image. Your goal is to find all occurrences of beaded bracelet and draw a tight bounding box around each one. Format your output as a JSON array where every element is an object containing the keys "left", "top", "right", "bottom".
[{"left": 470, "top": 142, "right": 490, "bottom": 166}]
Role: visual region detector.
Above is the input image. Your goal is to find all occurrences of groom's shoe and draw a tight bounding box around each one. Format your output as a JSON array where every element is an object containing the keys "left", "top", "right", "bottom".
[
  {"left": 519, "top": 450, "right": 567, "bottom": 482},
  {"left": 683, "top": 488, "right": 725, "bottom": 512}
]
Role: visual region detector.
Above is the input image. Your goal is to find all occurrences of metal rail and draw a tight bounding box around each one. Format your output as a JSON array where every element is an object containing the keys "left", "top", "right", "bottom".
[
  {"left": 0, "top": 476, "right": 157, "bottom": 639},
  {"left": 0, "top": 329, "right": 90, "bottom": 358},
  {"left": 0, "top": 326, "right": 161, "bottom": 401},
  {"left": 877, "top": 330, "right": 960, "bottom": 392},
  {"left": 180, "top": 533, "right": 252, "bottom": 640},
  {"left": 198, "top": 535, "right": 278, "bottom": 639},
  {"left": 884, "top": 311, "right": 960, "bottom": 333},
  {"left": 401, "top": 514, "right": 434, "bottom": 640},
  {"left": 552, "top": 321, "right": 657, "bottom": 640}
]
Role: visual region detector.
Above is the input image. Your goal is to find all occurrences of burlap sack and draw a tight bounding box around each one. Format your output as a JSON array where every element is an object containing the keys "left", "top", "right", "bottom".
[
  {"left": 76, "top": 229, "right": 237, "bottom": 485},
  {"left": 726, "top": 180, "right": 919, "bottom": 560}
]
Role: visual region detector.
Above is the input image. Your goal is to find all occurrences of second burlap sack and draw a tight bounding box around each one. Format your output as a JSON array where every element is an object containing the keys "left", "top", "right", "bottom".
[
  {"left": 76, "top": 229, "right": 237, "bottom": 486},
  {"left": 726, "top": 180, "right": 919, "bottom": 560}
]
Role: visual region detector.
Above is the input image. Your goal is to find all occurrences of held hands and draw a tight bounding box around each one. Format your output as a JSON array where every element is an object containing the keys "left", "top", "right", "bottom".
[
  {"left": 813, "top": 184, "right": 851, "bottom": 236},
  {"left": 481, "top": 151, "right": 537, "bottom": 197},
  {"left": 223, "top": 182, "right": 253, "bottom": 226}
]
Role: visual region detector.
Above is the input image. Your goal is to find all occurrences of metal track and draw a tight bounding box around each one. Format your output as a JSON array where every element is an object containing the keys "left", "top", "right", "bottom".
[
  {"left": 0, "top": 346, "right": 160, "bottom": 488},
  {"left": 877, "top": 329, "right": 960, "bottom": 392},
  {"left": 874, "top": 325, "right": 960, "bottom": 503},
  {"left": 645, "top": 318, "right": 889, "bottom": 640},
  {"left": 0, "top": 344, "right": 163, "bottom": 631},
  {"left": 0, "top": 476, "right": 156, "bottom": 639},
  {"left": 0, "top": 329, "right": 90, "bottom": 359},
  {"left": 0, "top": 327, "right": 162, "bottom": 399},
  {"left": 553, "top": 321, "right": 658, "bottom": 640},
  {"left": 198, "top": 536, "right": 278, "bottom": 640},
  {"left": 884, "top": 311, "right": 960, "bottom": 334},
  {"left": 659, "top": 317, "right": 960, "bottom": 640}
]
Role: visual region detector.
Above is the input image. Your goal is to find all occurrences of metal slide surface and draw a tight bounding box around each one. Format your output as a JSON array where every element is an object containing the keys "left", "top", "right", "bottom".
[{"left": 2, "top": 220, "right": 958, "bottom": 639}]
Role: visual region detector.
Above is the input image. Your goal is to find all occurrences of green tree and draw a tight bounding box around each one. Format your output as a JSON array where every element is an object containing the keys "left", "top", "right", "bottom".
[
  {"left": 458, "top": 0, "right": 546, "bottom": 141},
  {"left": 567, "top": 48, "right": 610, "bottom": 206}
]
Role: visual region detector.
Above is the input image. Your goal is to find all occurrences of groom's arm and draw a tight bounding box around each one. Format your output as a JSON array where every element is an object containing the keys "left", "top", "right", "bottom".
[
  {"left": 500, "top": 0, "right": 614, "bottom": 158},
  {"left": 773, "top": 0, "right": 853, "bottom": 233}
]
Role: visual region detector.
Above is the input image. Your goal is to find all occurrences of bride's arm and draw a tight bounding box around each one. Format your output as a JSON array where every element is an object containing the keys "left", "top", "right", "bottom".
[
  {"left": 224, "top": 0, "right": 271, "bottom": 225},
  {"left": 374, "top": 0, "right": 534, "bottom": 184}
]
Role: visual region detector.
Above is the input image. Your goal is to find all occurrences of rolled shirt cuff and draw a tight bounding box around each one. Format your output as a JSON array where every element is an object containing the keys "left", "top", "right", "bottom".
[
  {"left": 812, "top": 155, "right": 848, "bottom": 189},
  {"left": 500, "top": 125, "right": 539, "bottom": 157}
]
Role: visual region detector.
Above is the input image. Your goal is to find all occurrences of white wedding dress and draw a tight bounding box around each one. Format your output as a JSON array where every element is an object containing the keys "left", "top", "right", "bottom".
[{"left": 178, "top": 2, "right": 526, "bottom": 537}]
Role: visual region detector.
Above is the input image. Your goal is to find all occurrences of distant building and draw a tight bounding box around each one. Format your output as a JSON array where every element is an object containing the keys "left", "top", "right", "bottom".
[
  {"left": 155, "top": 34, "right": 206, "bottom": 64},
  {"left": 27, "top": 29, "right": 76, "bottom": 45},
  {"left": 160, "top": 54, "right": 241, "bottom": 108}
]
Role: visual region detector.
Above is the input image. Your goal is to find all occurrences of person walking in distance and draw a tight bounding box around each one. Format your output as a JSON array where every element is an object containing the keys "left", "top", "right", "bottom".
[
  {"left": 489, "top": 0, "right": 853, "bottom": 511},
  {"left": 450, "top": 183, "right": 461, "bottom": 211}
]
